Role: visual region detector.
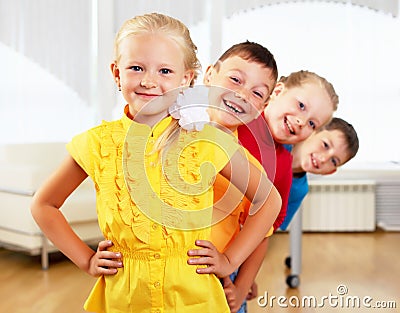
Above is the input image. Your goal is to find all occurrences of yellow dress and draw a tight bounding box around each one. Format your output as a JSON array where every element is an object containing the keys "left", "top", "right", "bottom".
[{"left": 67, "top": 109, "right": 238, "bottom": 313}]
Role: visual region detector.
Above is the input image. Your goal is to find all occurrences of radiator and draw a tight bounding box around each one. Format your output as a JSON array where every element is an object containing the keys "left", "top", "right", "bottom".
[
  {"left": 301, "top": 180, "right": 376, "bottom": 231},
  {"left": 376, "top": 181, "right": 400, "bottom": 231}
]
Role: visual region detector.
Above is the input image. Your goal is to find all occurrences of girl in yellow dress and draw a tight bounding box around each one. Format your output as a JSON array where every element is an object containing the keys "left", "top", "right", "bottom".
[{"left": 31, "top": 13, "right": 281, "bottom": 313}]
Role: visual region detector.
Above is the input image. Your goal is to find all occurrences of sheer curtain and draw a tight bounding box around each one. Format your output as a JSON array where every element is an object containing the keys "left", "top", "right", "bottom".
[
  {"left": 222, "top": 2, "right": 400, "bottom": 163},
  {"left": 0, "top": 0, "right": 96, "bottom": 143},
  {"left": 0, "top": 0, "right": 92, "bottom": 104},
  {"left": 224, "top": 0, "right": 398, "bottom": 17}
]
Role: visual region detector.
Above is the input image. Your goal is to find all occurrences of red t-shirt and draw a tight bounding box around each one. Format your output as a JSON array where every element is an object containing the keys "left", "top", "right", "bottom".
[{"left": 237, "top": 113, "right": 293, "bottom": 230}]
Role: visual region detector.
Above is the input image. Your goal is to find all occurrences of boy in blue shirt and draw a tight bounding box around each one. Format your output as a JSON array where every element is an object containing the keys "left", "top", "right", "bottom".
[{"left": 281, "top": 117, "right": 359, "bottom": 230}]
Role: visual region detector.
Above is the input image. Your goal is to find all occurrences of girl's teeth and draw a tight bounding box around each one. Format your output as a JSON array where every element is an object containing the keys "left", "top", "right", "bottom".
[{"left": 285, "top": 118, "right": 294, "bottom": 134}]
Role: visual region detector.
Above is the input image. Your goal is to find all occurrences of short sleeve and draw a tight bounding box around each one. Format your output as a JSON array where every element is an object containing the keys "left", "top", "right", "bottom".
[{"left": 66, "top": 129, "right": 99, "bottom": 179}]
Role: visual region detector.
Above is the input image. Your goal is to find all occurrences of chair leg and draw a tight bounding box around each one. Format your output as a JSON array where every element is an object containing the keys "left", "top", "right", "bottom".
[
  {"left": 41, "top": 235, "right": 49, "bottom": 270},
  {"left": 290, "top": 206, "right": 302, "bottom": 276}
]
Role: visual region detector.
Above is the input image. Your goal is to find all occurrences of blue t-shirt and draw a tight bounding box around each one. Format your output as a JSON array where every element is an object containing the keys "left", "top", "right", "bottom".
[
  {"left": 280, "top": 145, "right": 309, "bottom": 230},
  {"left": 280, "top": 173, "right": 308, "bottom": 230}
]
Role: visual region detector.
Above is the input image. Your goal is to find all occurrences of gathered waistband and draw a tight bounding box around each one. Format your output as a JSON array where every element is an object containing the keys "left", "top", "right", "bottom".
[{"left": 108, "top": 245, "right": 194, "bottom": 260}]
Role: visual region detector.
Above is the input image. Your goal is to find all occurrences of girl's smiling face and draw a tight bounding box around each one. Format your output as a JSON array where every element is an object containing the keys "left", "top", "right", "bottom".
[
  {"left": 264, "top": 82, "right": 333, "bottom": 144},
  {"left": 111, "top": 33, "right": 193, "bottom": 126}
]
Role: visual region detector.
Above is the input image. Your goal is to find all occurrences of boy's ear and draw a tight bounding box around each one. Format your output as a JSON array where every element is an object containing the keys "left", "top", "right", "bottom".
[{"left": 203, "top": 65, "right": 214, "bottom": 85}]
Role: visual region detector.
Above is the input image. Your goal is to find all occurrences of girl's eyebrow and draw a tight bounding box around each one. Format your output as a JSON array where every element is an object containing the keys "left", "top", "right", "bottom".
[{"left": 158, "top": 62, "right": 177, "bottom": 68}]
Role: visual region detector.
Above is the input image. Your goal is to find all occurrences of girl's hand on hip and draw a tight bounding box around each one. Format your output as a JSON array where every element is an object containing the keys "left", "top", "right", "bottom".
[
  {"left": 88, "top": 240, "right": 123, "bottom": 277},
  {"left": 187, "top": 239, "right": 234, "bottom": 278}
]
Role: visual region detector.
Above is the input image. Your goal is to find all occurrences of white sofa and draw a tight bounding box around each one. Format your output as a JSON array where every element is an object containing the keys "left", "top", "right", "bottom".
[{"left": 0, "top": 142, "right": 103, "bottom": 269}]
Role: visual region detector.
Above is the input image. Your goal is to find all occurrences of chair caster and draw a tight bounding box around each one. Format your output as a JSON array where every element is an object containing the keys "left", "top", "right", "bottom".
[
  {"left": 285, "top": 256, "right": 291, "bottom": 269},
  {"left": 286, "top": 274, "right": 300, "bottom": 288}
]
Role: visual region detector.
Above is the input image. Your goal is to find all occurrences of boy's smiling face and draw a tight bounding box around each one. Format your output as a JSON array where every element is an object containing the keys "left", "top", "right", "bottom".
[
  {"left": 264, "top": 82, "right": 333, "bottom": 144},
  {"left": 204, "top": 55, "right": 276, "bottom": 130},
  {"left": 295, "top": 129, "right": 350, "bottom": 175}
]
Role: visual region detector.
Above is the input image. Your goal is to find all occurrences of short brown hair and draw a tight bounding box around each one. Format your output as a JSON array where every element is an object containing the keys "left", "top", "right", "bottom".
[{"left": 216, "top": 41, "right": 278, "bottom": 84}]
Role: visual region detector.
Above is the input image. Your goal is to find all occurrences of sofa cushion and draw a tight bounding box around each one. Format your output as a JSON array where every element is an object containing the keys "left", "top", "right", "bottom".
[
  {"left": 0, "top": 142, "right": 68, "bottom": 167},
  {"left": 0, "top": 142, "right": 98, "bottom": 227},
  {"left": 0, "top": 142, "right": 69, "bottom": 192}
]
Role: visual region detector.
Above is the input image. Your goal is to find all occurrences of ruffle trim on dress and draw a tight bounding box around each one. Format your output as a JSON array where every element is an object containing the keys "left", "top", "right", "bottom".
[
  {"left": 97, "top": 119, "right": 152, "bottom": 245},
  {"left": 160, "top": 131, "right": 213, "bottom": 232}
]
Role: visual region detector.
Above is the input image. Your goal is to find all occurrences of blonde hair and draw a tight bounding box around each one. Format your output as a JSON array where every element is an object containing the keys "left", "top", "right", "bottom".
[
  {"left": 114, "top": 13, "right": 201, "bottom": 86},
  {"left": 279, "top": 70, "right": 339, "bottom": 112}
]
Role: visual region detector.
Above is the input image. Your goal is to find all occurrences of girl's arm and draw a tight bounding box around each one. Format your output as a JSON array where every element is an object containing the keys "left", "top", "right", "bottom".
[
  {"left": 30, "top": 155, "right": 122, "bottom": 276},
  {"left": 188, "top": 150, "right": 281, "bottom": 277}
]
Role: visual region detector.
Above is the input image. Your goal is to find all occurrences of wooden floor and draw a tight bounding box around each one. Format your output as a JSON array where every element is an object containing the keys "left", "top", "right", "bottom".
[{"left": 1, "top": 230, "right": 399, "bottom": 313}]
